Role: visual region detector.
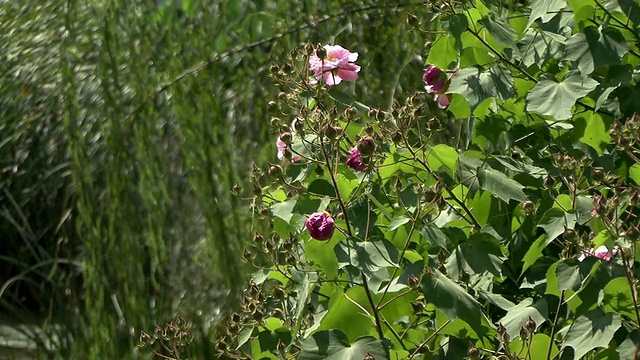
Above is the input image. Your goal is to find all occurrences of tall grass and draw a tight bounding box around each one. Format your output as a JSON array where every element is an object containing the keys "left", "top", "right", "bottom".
[{"left": 0, "top": 0, "right": 434, "bottom": 358}]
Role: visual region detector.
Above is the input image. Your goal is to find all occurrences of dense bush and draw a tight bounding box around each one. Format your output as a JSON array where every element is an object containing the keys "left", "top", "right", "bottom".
[{"left": 202, "top": 0, "right": 640, "bottom": 359}]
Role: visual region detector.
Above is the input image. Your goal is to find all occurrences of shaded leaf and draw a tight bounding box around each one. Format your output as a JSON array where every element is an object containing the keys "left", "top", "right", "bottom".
[
  {"left": 527, "top": 0, "right": 568, "bottom": 29},
  {"left": 299, "top": 329, "right": 389, "bottom": 360},
  {"left": 328, "top": 88, "right": 370, "bottom": 112},
  {"left": 565, "top": 26, "right": 630, "bottom": 75},
  {"left": 421, "top": 268, "right": 483, "bottom": 334},
  {"left": 518, "top": 28, "right": 565, "bottom": 67},
  {"left": 522, "top": 234, "right": 547, "bottom": 274},
  {"left": 479, "top": 14, "right": 517, "bottom": 49},
  {"left": 526, "top": 71, "right": 599, "bottom": 120},
  {"left": 477, "top": 166, "right": 527, "bottom": 203},
  {"left": 617, "top": 329, "right": 640, "bottom": 360},
  {"left": 561, "top": 309, "right": 621, "bottom": 359},
  {"left": 335, "top": 239, "right": 399, "bottom": 280},
  {"left": 448, "top": 65, "right": 514, "bottom": 110},
  {"left": 537, "top": 208, "right": 577, "bottom": 244}
]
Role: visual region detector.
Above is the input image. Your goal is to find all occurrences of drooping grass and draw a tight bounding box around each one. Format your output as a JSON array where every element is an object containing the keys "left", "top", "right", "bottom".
[{"left": 0, "top": 0, "right": 435, "bottom": 358}]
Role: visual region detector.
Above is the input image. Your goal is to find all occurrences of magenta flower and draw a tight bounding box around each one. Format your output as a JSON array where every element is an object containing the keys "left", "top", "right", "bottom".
[
  {"left": 306, "top": 212, "right": 335, "bottom": 241},
  {"left": 423, "top": 65, "right": 446, "bottom": 94},
  {"left": 346, "top": 148, "right": 367, "bottom": 172},
  {"left": 578, "top": 245, "right": 619, "bottom": 262},
  {"left": 423, "top": 65, "right": 458, "bottom": 109},
  {"left": 309, "top": 45, "right": 361, "bottom": 86}
]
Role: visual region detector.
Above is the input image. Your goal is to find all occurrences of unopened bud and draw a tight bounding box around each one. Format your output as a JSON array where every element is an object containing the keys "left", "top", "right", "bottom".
[
  {"left": 357, "top": 136, "right": 376, "bottom": 156},
  {"left": 316, "top": 46, "right": 327, "bottom": 59}
]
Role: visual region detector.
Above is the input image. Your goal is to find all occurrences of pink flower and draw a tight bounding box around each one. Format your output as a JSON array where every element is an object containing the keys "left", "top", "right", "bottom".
[
  {"left": 276, "top": 136, "right": 301, "bottom": 162},
  {"left": 309, "top": 45, "right": 361, "bottom": 86},
  {"left": 423, "top": 66, "right": 446, "bottom": 94},
  {"left": 435, "top": 94, "right": 452, "bottom": 109},
  {"left": 578, "top": 245, "right": 619, "bottom": 262},
  {"left": 306, "top": 212, "right": 335, "bottom": 240},
  {"left": 346, "top": 148, "right": 367, "bottom": 172}
]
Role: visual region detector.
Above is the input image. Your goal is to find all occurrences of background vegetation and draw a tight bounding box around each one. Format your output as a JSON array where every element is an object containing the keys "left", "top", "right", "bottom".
[{"left": 0, "top": 0, "right": 433, "bottom": 358}]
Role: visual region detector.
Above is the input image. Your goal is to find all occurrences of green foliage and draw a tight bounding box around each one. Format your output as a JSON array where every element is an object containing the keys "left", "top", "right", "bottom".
[{"left": 218, "top": 0, "right": 640, "bottom": 359}]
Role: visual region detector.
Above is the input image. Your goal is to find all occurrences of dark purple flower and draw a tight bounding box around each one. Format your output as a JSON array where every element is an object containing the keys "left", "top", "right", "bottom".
[
  {"left": 346, "top": 148, "right": 367, "bottom": 172},
  {"left": 423, "top": 65, "right": 446, "bottom": 94},
  {"left": 306, "top": 212, "right": 335, "bottom": 240}
]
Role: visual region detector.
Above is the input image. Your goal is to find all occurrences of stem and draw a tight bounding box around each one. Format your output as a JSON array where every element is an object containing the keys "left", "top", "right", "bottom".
[
  {"left": 362, "top": 273, "right": 386, "bottom": 340},
  {"left": 621, "top": 252, "right": 640, "bottom": 327},
  {"left": 403, "top": 135, "right": 482, "bottom": 229},
  {"left": 546, "top": 290, "right": 565, "bottom": 360},
  {"left": 319, "top": 136, "right": 352, "bottom": 236},
  {"left": 408, "top": 319, "right": 452, "bottom": 359}
]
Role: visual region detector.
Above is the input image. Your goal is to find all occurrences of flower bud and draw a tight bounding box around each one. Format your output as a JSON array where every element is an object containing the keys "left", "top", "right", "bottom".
[
  {"left": 291, "top": 117, "right": 304, "bottom": 132},
  {"left": 280, "top": 132, "right": 292, "bottom": 145},
  {"left": 523, "top": 200, "right": 535, "bottom": 215},
  {"left": 525, "top": 317, "right": 536, "bottom": 331},
  {"left": 357, "top": 135, "right": 376, "bottom": 156},
  {"left": 306, "top": 212, "right": 335, "bottom": 240},
  {"left": 467, "top": 345, "right": 480, "bottom": 359},
  {"left": 269, "top": 164, "right": 284, "bottom": 178},
  {"left": 592, "top": 168, "right": 605, "bottom": 182},
  {"left": 563, "top": 228, "right": 579, "bottom": 242},
  {"left": 315, "top": 45, "right": 327, "bottom": 59},
  {"left": 423, "top": 65, "right": 446, "bottom": 94},
  {"left": 544, "top": 175, "right": 556, "bottom": 188}
]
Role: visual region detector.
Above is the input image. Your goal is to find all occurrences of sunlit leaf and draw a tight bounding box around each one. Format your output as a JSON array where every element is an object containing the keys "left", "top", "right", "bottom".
[
  {"left": 526, "top": 71, "right": 599, "bottom": 120},
  {"left": 498, "top": 298, "right": 548, "bottom": 339},
  {"left": 299, "top": 329, "right": 389, "bottom": 360}
]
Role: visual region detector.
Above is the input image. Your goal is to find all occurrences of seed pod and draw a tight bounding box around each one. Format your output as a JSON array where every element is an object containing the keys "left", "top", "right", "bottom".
[
  {"left": 525, "top": 317, "right": 536, "bottom": 331},
  {"left": 544, "top": 175, "right": 556, "bottom": 188},
  {"left": 410, "top": 300, "right": 425, "bottom": 313},
  {"left": 592, "top": 168, "right": 605, "bottom": 182},
  {"left": 563, "top": 228, "right": 579, "bottom": 242},
  {"left": 523, "top": 200, "right": 535, "bottom": 215},
  {"left": 269, "top": 164, "right": 283, "bottom": 178},
  {"left": 467, "top": 345, "right": 480, "bottom": 359}
]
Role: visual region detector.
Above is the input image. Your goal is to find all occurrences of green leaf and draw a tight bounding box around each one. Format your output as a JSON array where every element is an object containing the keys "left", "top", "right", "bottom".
[
  {"left": 441, "top": 13, "right": 468, "bottom": 40},
  {"left": 560, "top": 309, "right": 621, "bottom": 359},
  {"left": 617, "top": 330, "right": 640, "bottom": 360},
  {"left": 498, "top": 298, "right": 548, "bottom": 339},
  {"left": 479, "top": 14, "right": 517, "bottom": 49},
  {"left": 522, "top": 234, "right": 547, "bottom": 274},
  {"left": 527, "top": 0, "right": 568, "bottom": 29},
  {"left": 448, "top": 65, "right": 514, "bottom": 110},
  {"left": 526, "top": 71, "right": 599, "bottom": 120},
  {"left": 308, "top": 179, "right": 336, "bottom": 197},
  {"left": 427, "top": 144, "right": 459, "bottom": 175},
  {"left": 629, "top": 164, "right": 640, "bottom": 185},
  {"left": 318, "top": 287, "right": 375, "bottom": 340},
  {"left": 573, "top": 112, "right": 611, "bottom": 154},
  {"left": 460, "top": 233, "right": 505, "bottom": 276},
  {"left": 236, "top": 327, "right": 254, "bottom": 349},
  {"left": 427, "top": 36, "right": 457, "bottom": 69},
  {"left": 602, "top": 277, "right": 636, "bottom": 320},
  {"left": 335, "top": 240, "right": 399, "bottom": 280},
  {"left": 421, "top": 269, "right": 483, "bottom": 334},
  {"left": 477, "top": 166, "right": 527, "bottom": 203},
  {"left": 518, "top": 28, "right": 566, "bottom": 67},
  {"left": 555, "top": 259, "right": 583, "bottom": 291},
  {"left": 271, "top": 198, "right": 297, "bottom": 223},
  {"left": 388, "top": 216, "right": 411, "bottom": 232},
  {"left": 538, "top": 208, "right": 577, "bottom": 244},
  {"left": 509, "top": 334, "right": 559, "bottom": 360},
  {"left": 420, "top": 225, "right": 449, "bottom": 249},
  {"left": 327, "top": 88, "right": 370, "bottom": 112},
  {"left": 565, "top": 26, "right": 630, "bottom": 76},
  {"left": 299, "top": 329, "right": 389, "bottom": 360}
]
